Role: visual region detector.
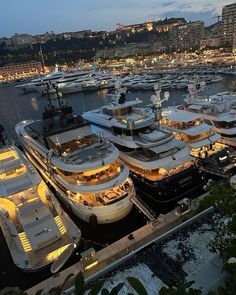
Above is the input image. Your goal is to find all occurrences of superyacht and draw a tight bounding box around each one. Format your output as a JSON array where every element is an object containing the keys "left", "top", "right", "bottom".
[
  {"left": 15, "top": 93, "right": 134, "bottom": 224},
  {"left": 185, "top": 84, "right": 236, "bottom": 147},
  {"left": 16, "top": 70, "right": 90, "bottom": 93},
  {"left": 0, "top": 127, "right": 81, "bottom": 272},
  {"left": 83, "top": 85, "right": 205, "bottom": 203},
  {"left": 161, "top": 108, "right": 236, "bottom": 177}
]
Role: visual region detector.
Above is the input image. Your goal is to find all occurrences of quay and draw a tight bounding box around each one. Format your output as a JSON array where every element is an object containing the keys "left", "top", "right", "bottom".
[{"left": 27, "top": 199, "right": 213, "bottom": 295}]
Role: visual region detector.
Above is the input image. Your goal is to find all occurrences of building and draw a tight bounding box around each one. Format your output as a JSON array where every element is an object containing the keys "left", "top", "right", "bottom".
[
  {"left": 200, "top": 37, "right": 221, "bottom": 49},
  {"left": 116, "top": 18, "right": 186, "bottom": 33},
  {"left": 171, "top": 21, "right": 204, "bottom": 51},
  {"left": 0, "top": 61, "right": 42, "bottom": 82},
  {"left": 10, "top": 33, "right": 37, "bottom": 46},
  {"left": 222, "top": 3, "right": 236, "bottom": 46},
  {"left": 205, "top": 21, "right": 222, "bottom": 39}
]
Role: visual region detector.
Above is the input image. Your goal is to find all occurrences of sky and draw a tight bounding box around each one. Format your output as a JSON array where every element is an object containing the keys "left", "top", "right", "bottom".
[{"left": 0, "top": 0, "right": 234, "bottom": 37}]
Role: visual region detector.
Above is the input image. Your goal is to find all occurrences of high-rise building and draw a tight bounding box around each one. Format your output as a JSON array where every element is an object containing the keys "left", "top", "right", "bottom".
[
  {"left": 222, "top": 3, "right": 236, "bottom": 46},
  {"left": 170, "top": 21, "right": 204, "bottom": 51}
]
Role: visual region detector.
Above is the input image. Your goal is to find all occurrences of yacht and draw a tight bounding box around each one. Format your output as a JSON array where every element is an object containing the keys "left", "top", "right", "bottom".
[
  {"left": 58, "top": 73, "right": 111, "bottom": 94},
  {"left": 83, "top": 87, "right": 206, "bottom": 204},
  {"left": 0, "top": 130, "right": 81, "bottom": 272},
  {"left": 15, "top": 96, "right": 134, "bottom": 224},
  {"left": 16, "top": 72, "right": 64, "bottom": 93},
  {"left": 185, "top": 85, "right": 236, "bottom": 147},
  {"left": 161, "top": 108, "right": 236, "bottom": 177},
  {"left": 16, "top": 70, "right": 90, "bottom": 93}
]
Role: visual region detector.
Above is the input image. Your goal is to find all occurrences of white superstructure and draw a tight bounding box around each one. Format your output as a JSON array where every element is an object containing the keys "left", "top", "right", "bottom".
[
  {"left": 83, "top": 87, "right": 205, "bottom": 203},
  {"left": 185, "top": 85, "right": 236, "bottom": 147},
  {"left": 161, "top": 107, "right": 236, "bottom": 177},
  {"left": 15, "top": 98, "right": 134, "bottom": 224},
  {"left": 161, "top": 108, "right": 223, "bottom": 158},
  {"left": 16, "top": 70, "right": 90, "bottom": 93},
  {"left": 0, "top": 137, "right": 81, "bottom": 272}
]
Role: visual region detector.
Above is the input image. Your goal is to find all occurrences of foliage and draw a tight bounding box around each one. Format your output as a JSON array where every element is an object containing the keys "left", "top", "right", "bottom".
[
  {"left": 159, "top": 279, "right": 202, "bottom": 295},
  {"left": 126, "top": 277, "right": 148, "bottom": 295},
  {"left": 197, "top": 182, "right": 236, "bottom": 294}
]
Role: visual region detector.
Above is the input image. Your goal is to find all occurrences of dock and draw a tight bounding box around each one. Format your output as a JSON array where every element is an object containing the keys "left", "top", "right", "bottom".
[{"left": 26, "top": 205, "right": 214, "bottom": 295}]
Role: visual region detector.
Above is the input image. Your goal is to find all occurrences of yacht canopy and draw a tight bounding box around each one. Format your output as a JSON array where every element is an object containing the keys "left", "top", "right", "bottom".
[
  {"left": 48, "top": 126, "right": 92, "bottom": 145},
  {"left": 176, "top": 123, "right": 212, "bottom": 136},
  {"left": 189, "top": 133, "right": 221, "bottom": 148},
  {"left": 163, "top": 109, "right": 201, "bottom": 122},
  {"left": 149, "top": 139, "right": 183, "bottom": 154}
]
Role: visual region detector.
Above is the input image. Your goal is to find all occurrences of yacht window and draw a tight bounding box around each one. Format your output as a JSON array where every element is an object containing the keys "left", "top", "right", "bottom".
[{"left": 6, "top": 169, "right": 16, "bottom": 176}]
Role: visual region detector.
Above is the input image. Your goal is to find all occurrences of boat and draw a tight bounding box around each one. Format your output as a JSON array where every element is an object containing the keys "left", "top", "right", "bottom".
[
  {"left": 16, "top": 70, "right": 90, "bottom": 94},
  {"left": 15, "top": 71, "right": 65, "bottom": 93},
  {"left": 161, "top": 107, "right": 236, "bottom": 178},
  {"left": 0, "top": 127, "right": 81, "bottom": 272},
  {"left": 15, "top": 93, "right": 134, "bottom": 224},
  {"left": 83, "top": 84, "right": 206, "bottom": 204},
  {"left": 185, "top": 84, "right": 236, "bottom": 147},
  {"left": 58, "top": 73, "right": 112, "bottom": 94}
]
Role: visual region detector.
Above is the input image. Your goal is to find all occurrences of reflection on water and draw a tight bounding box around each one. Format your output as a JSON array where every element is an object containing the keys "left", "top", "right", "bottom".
[{"left": 31, "top": 97, "right": 39, "bottom": 110}]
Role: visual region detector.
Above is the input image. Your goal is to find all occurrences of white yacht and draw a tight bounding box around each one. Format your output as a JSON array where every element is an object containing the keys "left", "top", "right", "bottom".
[
  {"left": 185, "top": 85, "right": 236, "bottom": 147},
  {"left": 83, "top": 87, "right": 206, "bottom": 204},
  {"left": 0, "top": 132, "right": 81, "bottom": 272},
  {"left": 16, "top": 70, "right": 90, "bottom": 93},
  {"left": 58, "top": 73, "right": 111, "bottom": 94},
  {"left": 16, "top": 71, "right": 65, "bottom": 93},
  {"left": 161, "top": 108, "right": 236, "bottom": 177},
  {"left": 15, "top": 96, "right": 134, "bottom": 224}
]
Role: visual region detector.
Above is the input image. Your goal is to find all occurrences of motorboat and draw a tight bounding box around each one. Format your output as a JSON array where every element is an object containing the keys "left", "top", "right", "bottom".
[
  {"left": 161, "top": 107, "right": 236, "bottom": 177},
  {"left": 185, "top": 84, "right": 236, "bottom": 147},
  {"left": 16, "top": 70, "right": 90, "bottom": 94},
  {"left": 0, "top": 128, "right": 81, "bottom": 272},
  {"left": 15, "top": 94, "right": 134, "bottom": 224},
  {"left": 83, "top": 85, "right": 206, "bottom": 204}
]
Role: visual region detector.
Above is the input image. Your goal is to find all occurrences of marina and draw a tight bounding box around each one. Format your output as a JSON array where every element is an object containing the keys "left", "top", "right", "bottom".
[{"left": 0, "top": 74, "right": 235, "bottom": 291}]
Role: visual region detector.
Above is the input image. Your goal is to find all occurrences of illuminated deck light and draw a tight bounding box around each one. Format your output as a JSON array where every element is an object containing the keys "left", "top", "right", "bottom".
[
  {"left": 54, "top": 215, "right": 67, "bottom": 235},
  {"left": 18, "top": 232, "right": 32, "bottom": 252}
]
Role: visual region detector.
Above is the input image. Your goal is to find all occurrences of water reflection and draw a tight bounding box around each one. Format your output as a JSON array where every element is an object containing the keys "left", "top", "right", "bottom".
[{"left": 31, "top": 97, "right": 38, "bottom": 110}]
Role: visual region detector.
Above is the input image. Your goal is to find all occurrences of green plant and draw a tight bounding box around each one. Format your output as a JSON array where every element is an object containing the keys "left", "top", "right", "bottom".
[{"left": 159, "top": 279, "right": 202, "bottom": 295}]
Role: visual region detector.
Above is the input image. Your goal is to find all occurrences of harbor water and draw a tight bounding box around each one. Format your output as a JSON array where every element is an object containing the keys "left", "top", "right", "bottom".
[{"left": 0, "top": 74, "right": 235, "bottom": 290}]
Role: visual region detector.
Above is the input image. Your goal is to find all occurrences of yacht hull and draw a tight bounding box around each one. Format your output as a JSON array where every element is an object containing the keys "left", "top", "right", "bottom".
[{"left": 128, "top": 165, "right": 206, "bottom": 204}]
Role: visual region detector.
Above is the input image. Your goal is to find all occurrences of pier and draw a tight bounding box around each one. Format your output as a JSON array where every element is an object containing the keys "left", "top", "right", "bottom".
[{"left": 26, "top": 205, "right": 214, "bottom": 295}]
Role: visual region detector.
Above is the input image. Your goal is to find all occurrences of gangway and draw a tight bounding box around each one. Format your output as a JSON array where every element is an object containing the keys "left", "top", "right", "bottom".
[{"left": 131, "top": 195, "right": 156, "bottom": 221}]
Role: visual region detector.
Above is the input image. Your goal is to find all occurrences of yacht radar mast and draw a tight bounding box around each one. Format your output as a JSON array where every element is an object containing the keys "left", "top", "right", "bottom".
[
  {"left": 187, "top": 81, "right": 206, "bottom": 103},
  {"left": 112, "top": 79, "right": 127, "bottom": 104},
  {"left": 151, "top": 84, "right": 170, "bottom": 109},
  {"left": 150, "top": 84, "right": 170, "bottom": 123}
]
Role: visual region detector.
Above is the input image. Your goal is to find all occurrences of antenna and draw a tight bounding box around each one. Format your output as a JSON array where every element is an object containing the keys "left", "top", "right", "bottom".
[
  {"left": 39, "top": 45, "right": 45, "bottom": 73},
  {"left": 212, "top": 15, "right": 221, "bottom": 22},
  {"left": 151, "top": 84, "right": 169, "bottom": 109}
]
